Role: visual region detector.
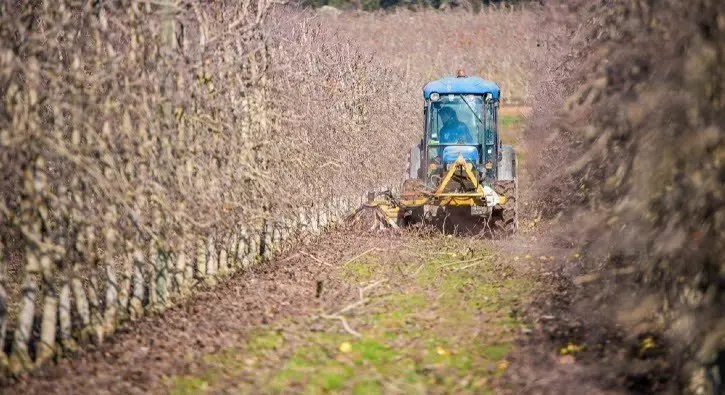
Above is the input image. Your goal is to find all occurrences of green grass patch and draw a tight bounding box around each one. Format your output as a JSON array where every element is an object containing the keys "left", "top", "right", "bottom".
[
  {"left": 500, "top": 114, "right": 525, "bottom": 131},
  {"left": 165, "top": 238, "right": 536, "bottom": 394},
  {"left": 343, "top": 258, "right": 382, "bottom": 282},
  {"left": 248, "top": 329, "right": 284, "bottom": 352},
  {"left": 481, "top": 343, "right": 511, "bottom": 360},
  {"left": 499, "top": 114, "right": 525, "bottom": 146},
  {"left": 169, "top": 377, "right": 209, "bottom": 395}
]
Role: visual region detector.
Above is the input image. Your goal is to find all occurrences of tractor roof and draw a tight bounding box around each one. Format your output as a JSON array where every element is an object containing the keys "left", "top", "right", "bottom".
[{"left": 423, "top": 76, "right": 500, "bottom": 100}]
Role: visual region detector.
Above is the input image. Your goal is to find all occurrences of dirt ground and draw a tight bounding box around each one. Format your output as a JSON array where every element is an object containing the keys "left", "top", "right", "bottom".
[
  {"left": 7, "top": 214, "right": 632, "bottom": 395},
  {"left": 6, "top": 229, "right": 545, "bottom": 395}
]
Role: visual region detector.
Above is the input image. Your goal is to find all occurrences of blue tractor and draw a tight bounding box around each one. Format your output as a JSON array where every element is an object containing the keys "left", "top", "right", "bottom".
[{"left": 358, "top": 71, "right": 518, "bottom": 234}]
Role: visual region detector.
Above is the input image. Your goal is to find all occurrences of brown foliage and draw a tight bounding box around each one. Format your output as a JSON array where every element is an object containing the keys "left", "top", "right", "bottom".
[
  {"left": 323, "top": 8, "right": 538, "bottom": 104},
  {"left": 265, "top": 9, "right": 419, "bottom": 210},
  {"left": 524, "top": 1, "right": 725, "bottom": 392},
  {"left": 0, "top": 0, "right": 277, "bottom": 297}
]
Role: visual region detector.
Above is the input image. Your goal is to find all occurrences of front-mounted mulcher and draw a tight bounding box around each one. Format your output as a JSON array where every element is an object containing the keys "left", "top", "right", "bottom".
[{"left": 350, "top": 70, "right": 518, "bottom": 235}]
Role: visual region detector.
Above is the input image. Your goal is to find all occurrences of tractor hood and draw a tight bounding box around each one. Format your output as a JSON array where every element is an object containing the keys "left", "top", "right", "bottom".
[{"left": 441, "top": 146, "right": 479, "bottom": 165}]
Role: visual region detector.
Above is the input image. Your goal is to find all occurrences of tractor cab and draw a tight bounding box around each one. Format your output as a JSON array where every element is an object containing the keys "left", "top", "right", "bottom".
[
  {"left": 413, "top": 73, "right": 502, "bottom": 191},
  {"left": 424, "top": 90, "right": 499, "bottom": 189},
  {"left": 399, "top": 71, "right": 516, "bottom": 232}
]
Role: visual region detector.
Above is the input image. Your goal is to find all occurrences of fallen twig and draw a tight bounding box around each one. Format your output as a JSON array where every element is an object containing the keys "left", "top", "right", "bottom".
[
  {"left": 321, "top": 314, "right": 361, "bottom": 338},
  {"left": 341, "top": 247, "right": 381, "bottom": 267},
  {"left": 453, "top": 261, "right": 485, "bottom": 271},
  {"left": 322, "top": 279, "right": 386, "bottom": 337},
  {"left": 439, "top": 256, "right": 487, "bottom": 269},
  {"left": 338, "top": 279, "right": 385, "bottom": 314},
  {"left": 277, "top": 252, "right": 302, "bottom": 263},
  {"left": 412, "top": 263, "right": 426, "bottom": 277},
  {"left": 574, "top": 266, "right": 636, "bottom": 285},
  {"left": 301, "top": 251, "right": 333, "bottom": 267}
]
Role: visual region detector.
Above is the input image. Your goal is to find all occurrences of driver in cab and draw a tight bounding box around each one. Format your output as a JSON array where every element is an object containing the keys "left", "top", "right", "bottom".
[{"left": 438, "top": 107, "right": 474, "bottom": 144}]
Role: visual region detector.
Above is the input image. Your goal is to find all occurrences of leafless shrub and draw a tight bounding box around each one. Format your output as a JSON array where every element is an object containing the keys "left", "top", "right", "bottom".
[
  {"left": 524, "top": 1, "right": 725, "bottom": 392},
  {"left": 264, "top": 8, "right": 419, "bottom": 212},
  {"left": 322, "top": 7, "right": 538, "bottom": 104},
  {"left": 0, "top": 0, "right": 282, "bottom": 372}
]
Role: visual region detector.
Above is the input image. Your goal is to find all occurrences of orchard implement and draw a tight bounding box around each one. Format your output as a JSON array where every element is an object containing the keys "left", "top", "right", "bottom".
[{"left": 350, "top": 71, "right": 518, "bottom": 235}]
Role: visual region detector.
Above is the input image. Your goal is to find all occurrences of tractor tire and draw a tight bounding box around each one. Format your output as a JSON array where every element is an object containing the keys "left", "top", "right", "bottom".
[
  {"left": 492, "top": 180, "right": 517, "bottom": 236},
  {"left": 402, "top": 206, "right": 424, "bottom": 227},
  {"left": 490, "top": 144, "right": 518, "bottom": 236}
]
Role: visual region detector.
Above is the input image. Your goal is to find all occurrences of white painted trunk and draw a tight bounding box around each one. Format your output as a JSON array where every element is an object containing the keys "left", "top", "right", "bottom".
[
  {"left": 299, "top": 208, "right": 308, "bottom": 232},
  {"left": 130, "top": 255, "right": 145, "bottom": 320},
  {"left": 196, "top": 238, "right": 207, "bottom": 280},
  {"left": 263, "top": 223, "right": 273, "bottom": 259},
  {"left": 103, "top": 265, "right": 118, "bottom": 331},
  {"left": 318, "top": 209, "right": 326, "bottom": 229},
  {"left": 71, "top": 276, "right": 90, "bottom": 327},
  {"left": 206, "top": 237, "right": 217, "bottom": 277},
  {"left": 334, "top": 196, "right": 342, "bottom": 220},
  {"left": 218, "top": 237, "right": 228, "bottom": 275},
  {"left": 36, "top": 293, "right": 58, "bottom": 364},
  {"left": 36, "top": 253, "right": 58, "bottom": 363},
  {"left": 87, "top": 276, "right": 104, "bottom": 343},
  {"left": 246, "top": 232, "right": 256, "bottom": 267},
  {"left": 231, "top": 232, "right": 241, "bottom": 270},
  {"left": 253, "top": 229, "right": 261, "bottom": 260},
  {"left": 10, "top": 275, "right": 36, "bottom": 373},
  {"left": 117, "top": 252, "right": 132, "bottom": 318},
  {"left": 58, "top": 283, "right": 74, "bottom": 350},
  {"left": 241, "top": 233, "right": 252, "bottom": 269},
  {"left": 309, "top": 208, "right": 319, "bottom": 234},
  {"left": 175, "top": 247, "right": 187, "bottom": 294},
  {"left": 272, "top": 225, "right": 281, "bottom": 252}
]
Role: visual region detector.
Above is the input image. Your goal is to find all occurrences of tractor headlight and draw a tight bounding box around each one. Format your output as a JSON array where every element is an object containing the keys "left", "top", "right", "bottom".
[{"left": 430, "top": 92, "right": 440, "bottom": 102}]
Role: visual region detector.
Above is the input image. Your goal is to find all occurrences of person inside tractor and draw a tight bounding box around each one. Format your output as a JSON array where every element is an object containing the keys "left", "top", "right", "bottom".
[{"left": 438, "top": 107, "right": 474, "bottom": 144}]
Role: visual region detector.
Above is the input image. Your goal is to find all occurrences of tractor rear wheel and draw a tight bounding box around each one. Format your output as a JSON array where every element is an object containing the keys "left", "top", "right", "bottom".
[
  {"left": 492, "top": 180, "right": 517, "bottom": 236},
  {"left": 491, "top": 145, "right": 518, "bottom": 237}
]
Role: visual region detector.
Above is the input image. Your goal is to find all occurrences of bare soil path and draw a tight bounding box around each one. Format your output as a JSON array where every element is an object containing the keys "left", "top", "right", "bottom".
[{"left": 8, "top": 230, "right": 542, "bottom": 395}]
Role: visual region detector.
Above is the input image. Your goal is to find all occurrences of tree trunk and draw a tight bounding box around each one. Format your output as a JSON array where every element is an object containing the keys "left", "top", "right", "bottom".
[
  {"left": 58, "top": 283, "right": 75, "bottom": 351},
  {"left": 9, "top": 274, "right": 36, "bottom": 374},
  {"left": 129, "top": 248, "right": 145, "bottom": 320},
  {"left": 196, "top": 237, "right": 207, "bottom": 281},
  {"left": 36, "top": 292, "right": 58, "bottom": 365},
  {"left": 103, "top": 264, "right": 118, "bottom": 333}
]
